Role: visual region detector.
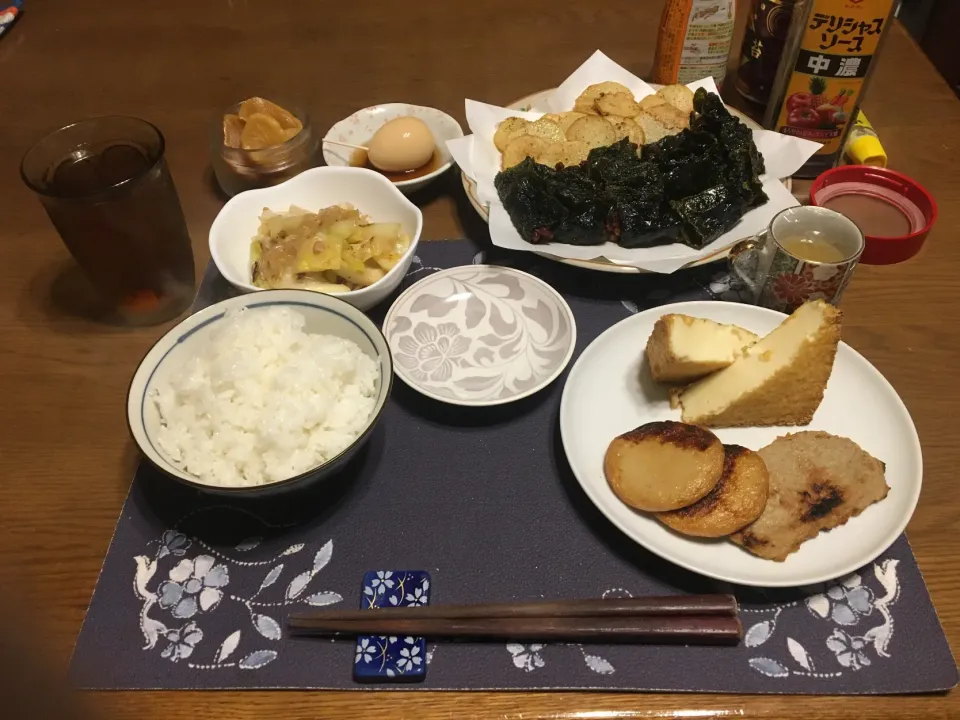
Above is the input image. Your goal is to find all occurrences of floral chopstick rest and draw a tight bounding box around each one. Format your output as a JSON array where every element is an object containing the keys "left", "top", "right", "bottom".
[{"left": 354, "top": 570, "right": 431, "bottom": 682}]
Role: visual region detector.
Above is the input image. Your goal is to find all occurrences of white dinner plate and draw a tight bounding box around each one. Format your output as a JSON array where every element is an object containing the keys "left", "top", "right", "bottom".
[{"left": 559, "top": 301, "right": 922, "bottom": 587}]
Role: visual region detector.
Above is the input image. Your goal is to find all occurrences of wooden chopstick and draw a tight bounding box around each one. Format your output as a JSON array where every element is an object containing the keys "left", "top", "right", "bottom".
[
  {"left": 289, "top": 595, "right": 737, "bottom": 623},
  {"left": 287, "top": 596, "right": 742, "bottom": 646},
  {"left": 287, "top": 614, "right": 742, "bottom": 645}
]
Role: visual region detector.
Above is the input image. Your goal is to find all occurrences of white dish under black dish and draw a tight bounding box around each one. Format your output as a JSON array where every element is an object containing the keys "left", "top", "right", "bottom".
[
  {"left": 460, "top": 89, "right": 794, "bottom": 275},
  {"left": 559, "top": 300, "right": 922, "bottom": 587}
]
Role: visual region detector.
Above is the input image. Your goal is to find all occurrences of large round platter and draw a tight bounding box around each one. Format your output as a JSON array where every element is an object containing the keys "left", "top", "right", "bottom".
[
  {"left": 559, "top": 300, "right": 922, "bottom": 587},
  {"left": 383, "top": 265, "right": 576, "bottom": 407},
  {"left": 462, "top": 89, "right": 792, "bottom": 275}
]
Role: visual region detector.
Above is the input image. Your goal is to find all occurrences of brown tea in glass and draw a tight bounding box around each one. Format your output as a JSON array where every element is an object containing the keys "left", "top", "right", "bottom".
[{"left": 21, "top": 117, "right": 195, "bottom": 325}]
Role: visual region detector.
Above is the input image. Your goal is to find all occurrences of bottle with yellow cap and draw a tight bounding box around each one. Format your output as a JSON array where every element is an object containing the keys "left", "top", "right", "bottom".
[{"left": 844, "top": 111, "right": 887, "bottom": 168}]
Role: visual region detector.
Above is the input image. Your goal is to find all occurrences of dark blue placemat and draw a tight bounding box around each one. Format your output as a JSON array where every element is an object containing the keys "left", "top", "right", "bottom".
[{"left": 70, "top": 238, "right": 957, "bottom": 693}]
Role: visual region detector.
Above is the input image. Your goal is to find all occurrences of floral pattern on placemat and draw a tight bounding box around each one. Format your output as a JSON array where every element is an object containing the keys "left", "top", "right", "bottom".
[
  {"left": 506, "top": 642, "right": 617, "bottom": 676},
  {"left": 498, "top": 561, "right": 901, "bottom": 682},
  {"left": 134, "top": 518, "right": 343, "bottom": 671},
  {"left": 741, "top": 560, "right": 900, "bottom": 679},
  {"left": 505, "top": 642, "right": 617, "bottom": 675}
]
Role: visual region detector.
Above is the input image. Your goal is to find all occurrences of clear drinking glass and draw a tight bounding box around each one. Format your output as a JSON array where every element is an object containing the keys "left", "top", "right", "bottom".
[{"left": 21, "top": 117, "right": 196, "bottom": 325}]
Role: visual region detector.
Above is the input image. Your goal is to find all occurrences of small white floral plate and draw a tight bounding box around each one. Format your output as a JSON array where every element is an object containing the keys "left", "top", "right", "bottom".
[
  {"left": 383, "top": 266, "right": 576, "bottom": 406},
  {"left": 324, "top": 103, "right": 464, "bottom": 195}
]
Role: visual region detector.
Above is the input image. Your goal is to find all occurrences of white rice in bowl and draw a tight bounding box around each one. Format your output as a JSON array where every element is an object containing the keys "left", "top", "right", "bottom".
[{"left": 151, "top": 306, "right": 379, "bottom": 487}]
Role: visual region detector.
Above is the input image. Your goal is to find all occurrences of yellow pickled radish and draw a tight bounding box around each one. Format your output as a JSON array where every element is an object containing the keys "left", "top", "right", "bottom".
[
  {"left": 238, "top": 97, "right": 303, "bottom": 132},
  {"left": 240, "top": 113, "right": 287, "bottom": 150}
]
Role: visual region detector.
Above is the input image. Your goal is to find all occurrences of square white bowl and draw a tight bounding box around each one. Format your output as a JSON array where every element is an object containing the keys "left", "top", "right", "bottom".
[{"left": 209, "top": 166, "right": 423, "bottom": 311}]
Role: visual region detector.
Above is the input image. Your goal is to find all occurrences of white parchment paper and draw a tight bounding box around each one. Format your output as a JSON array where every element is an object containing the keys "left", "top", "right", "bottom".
[{"left": 447, "top": 50, "right": 822, "bottom": 273}]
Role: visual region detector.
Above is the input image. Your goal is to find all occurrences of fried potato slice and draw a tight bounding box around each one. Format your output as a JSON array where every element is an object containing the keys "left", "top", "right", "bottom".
[
  {"left": 573, "top": 100, "right": 601, "bottom": 115},
  {"left": 565, "top": 115, "right": 617, "bottom": 149},
  {"left": 635, "top": 111, "right": 672, "bottom": 144},
  {"left": 573, "top": 81, "right": 633, "bottom": 115},
  {"left": 656, "top": 84, "right": 695, "bottom": 115},
  {"left": 502, "top": 135, "right": 548, "bottom": 169},
  {"left": 554, "top": 111, "right": 586, "bottom": 135},
  {"left": 494, "top": 117, "right": 531, "bottom": 152},
  {"left": 595, "top": 92, "right": 641, "bottom": 118},
  {"left": 638, "top": 94, "right": 668, "bottom": 111},
  {"left": 536, "top": 140, "right": 591, "bottom": 168},
  {"left": 648, "top": 103, "right": 690, "bottom": 131},
  {"left": 608, "top": 116, "right": 645, "bottom": 146},
  {"left": 523, "top": 117, "right": 568, "bottom": 144}
]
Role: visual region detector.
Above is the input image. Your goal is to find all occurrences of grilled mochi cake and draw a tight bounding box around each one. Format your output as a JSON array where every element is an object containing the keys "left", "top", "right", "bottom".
[
  {"left": 604, "top": 421, "right": 725, "bottom": 512},
  {"left": 656, "top": 444, "right": 770, "bottom": 538}
]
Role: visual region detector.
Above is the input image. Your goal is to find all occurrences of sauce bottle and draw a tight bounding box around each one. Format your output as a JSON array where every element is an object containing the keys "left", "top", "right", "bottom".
[
  {"left": 763, "top": 0, "right": 898, "bottom": 178},
  {"left": 735, "top": 0, "right": 800, "bottom": 107},
  {"left": 652, "top": 0, "right": 737, "bottom": 87}
]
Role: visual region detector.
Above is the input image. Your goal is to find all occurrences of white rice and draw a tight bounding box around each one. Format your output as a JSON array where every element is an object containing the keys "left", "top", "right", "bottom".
[{"left": 151, "top": 306, "right": 379, "bottom": 487}]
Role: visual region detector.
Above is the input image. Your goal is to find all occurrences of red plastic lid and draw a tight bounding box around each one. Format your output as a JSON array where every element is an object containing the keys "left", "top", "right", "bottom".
[{"left": 809, "top": 165, "right": 937, "bottom": 265}]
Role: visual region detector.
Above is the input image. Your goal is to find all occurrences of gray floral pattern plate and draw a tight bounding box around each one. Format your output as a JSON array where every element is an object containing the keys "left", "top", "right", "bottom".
[{"left": 383, "top": 265, "right": 576, "bottom": 406}]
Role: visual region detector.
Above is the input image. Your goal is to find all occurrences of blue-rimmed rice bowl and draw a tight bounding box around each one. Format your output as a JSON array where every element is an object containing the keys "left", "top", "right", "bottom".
[{"left": 127, "top": 289, "right": 392, "bottom": 497}]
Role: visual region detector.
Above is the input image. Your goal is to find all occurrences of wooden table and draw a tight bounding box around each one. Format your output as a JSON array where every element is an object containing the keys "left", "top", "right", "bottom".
[{"left": 1, "top": 1, "right": 958, "bottom": 717}]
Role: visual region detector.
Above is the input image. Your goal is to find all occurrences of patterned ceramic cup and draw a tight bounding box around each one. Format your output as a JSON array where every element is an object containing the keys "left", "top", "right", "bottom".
[{"left": 729, "top": 206, "right": 864, "bottom": 313}]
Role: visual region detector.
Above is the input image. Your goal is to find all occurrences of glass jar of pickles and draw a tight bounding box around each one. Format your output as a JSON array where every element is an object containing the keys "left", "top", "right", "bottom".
[{"left": 212, "top": 97, "right": 319, "bottom": 196}]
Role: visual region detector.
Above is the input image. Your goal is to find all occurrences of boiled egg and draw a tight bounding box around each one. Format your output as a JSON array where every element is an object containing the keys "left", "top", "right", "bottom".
[{"left": 367, "top": 116, "right": 435, "bottom": 173}]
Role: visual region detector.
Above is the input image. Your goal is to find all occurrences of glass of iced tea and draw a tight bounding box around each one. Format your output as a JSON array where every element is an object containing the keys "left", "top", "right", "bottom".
[{"left": 21, "top": 117, "right": 195, "bottom": 325}]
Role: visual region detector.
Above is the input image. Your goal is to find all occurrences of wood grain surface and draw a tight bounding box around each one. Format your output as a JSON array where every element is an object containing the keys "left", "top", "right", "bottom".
[{"left": 0, "top": 1, "right": 958, "bottom": 718}]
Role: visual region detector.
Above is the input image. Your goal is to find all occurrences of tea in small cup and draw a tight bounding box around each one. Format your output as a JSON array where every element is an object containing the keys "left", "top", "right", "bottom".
[{"left": 729, "top": 206, "right": 864, "bottom": 313}]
